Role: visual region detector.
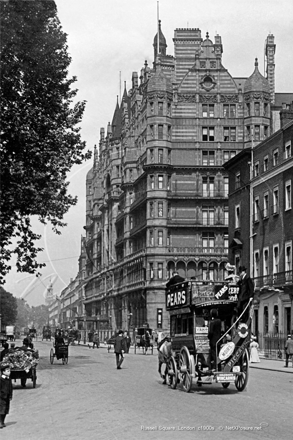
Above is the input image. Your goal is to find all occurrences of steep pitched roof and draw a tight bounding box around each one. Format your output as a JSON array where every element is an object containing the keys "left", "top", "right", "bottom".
[{"left": 244, "top": 58, "right": 270, "bottom": 93}]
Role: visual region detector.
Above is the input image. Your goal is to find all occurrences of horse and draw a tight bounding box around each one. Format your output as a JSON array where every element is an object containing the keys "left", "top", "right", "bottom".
[{"left": 157, "top": 336, "right": 172, "bottom": 384}]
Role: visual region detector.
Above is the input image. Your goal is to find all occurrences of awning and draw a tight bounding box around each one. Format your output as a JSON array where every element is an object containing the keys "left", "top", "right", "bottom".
[{"left": 229, "top": 238, "right": 243, "bottom": 248}]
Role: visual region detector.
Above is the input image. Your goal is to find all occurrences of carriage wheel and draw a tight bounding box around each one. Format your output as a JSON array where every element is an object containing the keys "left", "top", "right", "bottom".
[
  {"left": 222, "top": 382, "right": 230, "bottom": 389},
  {"left": 21, "top": 377, "right": 27, "bottom": 388},
  {"left": 50, "top": 348, "right": 54, "bottom": 365},
  {"left": 65, "top": 355, "right": 68, "bottom": 365},
  {"left": 179, "top": 347, "right": 193, "bottom": 393},
  {"left": 235, "top": 349, "right": 249, "bottom": 392},
  {"left": 167, "top": 356, "right": 178, "bottom": 389},
  {"left": 62, "top": 355, "right": 65, "bottom": 365}
]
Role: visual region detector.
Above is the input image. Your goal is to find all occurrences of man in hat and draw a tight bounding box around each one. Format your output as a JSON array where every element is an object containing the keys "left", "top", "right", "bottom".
[
  {"left": 284, "top": 334, "right": 293, "bottom": 367},
  {"left": 235, "top": 266, "right": 254, "bottom": 322},
  {"left": 114, "top": 330, "right": 127, "bottom": 369},
  {"left": 92, "top": 332, "right": 100, "bottom": 349},
  {"left": 0, "top": 365, "right": 13, "bottom": 429}
]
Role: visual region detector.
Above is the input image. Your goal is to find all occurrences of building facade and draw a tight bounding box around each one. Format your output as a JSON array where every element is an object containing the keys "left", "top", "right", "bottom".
[
  {"left": 66, "top": 23, "right": 291, "bottom": 339},
  {"left": 225, "top": 107, "right": 293, "bottom": 354}
]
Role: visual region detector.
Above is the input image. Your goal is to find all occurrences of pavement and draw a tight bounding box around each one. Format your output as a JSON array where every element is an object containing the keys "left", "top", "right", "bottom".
[{"left": 249, "top": 356, "right": 293, "bottom": 373}]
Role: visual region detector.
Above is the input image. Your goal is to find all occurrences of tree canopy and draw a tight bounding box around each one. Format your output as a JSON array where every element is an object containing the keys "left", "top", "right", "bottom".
[
  {"left": 0, "top": 286, "right": 18, "bottom": 327},
  {"left": 0, "top": 0, "right": 91, "bottom": 283}
]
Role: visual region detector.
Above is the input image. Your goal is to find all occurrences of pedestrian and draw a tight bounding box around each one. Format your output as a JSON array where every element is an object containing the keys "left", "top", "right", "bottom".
[
  {"left": 249, "top": 336, "right": 260, "bottom": 363},
  {"left": 284, "top": 334, "right": 293, "bottom": 367},
  {"left": 92, "top": 332, "right": 100, "bottom": 349},
  {"left": 236, "top": 266, "right": 254, "bottom": 322},
  {"left": 114, "top": 330, "right": 127, "bottom": 369},
  {"left": 208, "top": 308, "right": 221, "bottom": 370},
  {"left": 88, "top": 329, "right": 93, "bottom": 347},
  {"left": 0, "top": 365, "right": 13, "bottom": 429},
  {"left": 144, "top": 330, "right": 151, "bottom": 354},
  {"left": 0, "top": 344, "right": 9, "bottom": 362},
  {"left": 123, "top": 331, "right": 131, "bottom": 353},
  {"left": 55, "top": 331, "right": 65, "bottom": 346}
]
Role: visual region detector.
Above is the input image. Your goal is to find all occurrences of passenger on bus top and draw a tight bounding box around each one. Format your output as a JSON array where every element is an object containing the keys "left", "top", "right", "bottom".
[
  {"left": 224, "top": 263, "right": 239, "bottom": 283},
  {"left": 235, "top": 266, "right": 254, "bottom": 321}
]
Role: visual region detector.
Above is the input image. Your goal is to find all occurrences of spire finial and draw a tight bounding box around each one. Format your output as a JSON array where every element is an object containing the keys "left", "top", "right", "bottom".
[
  {"left": 206, "top": 32, "right": 209, "bottom": 39},
  {"left": 255, "top": 58, "right": 258, "bottom": 67}
]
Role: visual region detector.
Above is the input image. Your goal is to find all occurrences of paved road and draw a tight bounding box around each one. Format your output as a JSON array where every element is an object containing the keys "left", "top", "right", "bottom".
[{"left": 2, "top": 341, "right": 292, "bottom": 440}]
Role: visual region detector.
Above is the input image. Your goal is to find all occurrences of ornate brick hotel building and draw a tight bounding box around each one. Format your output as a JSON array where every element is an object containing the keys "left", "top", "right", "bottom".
[{"left": 76, "top": 23, "right": 292, "bottom": 338}]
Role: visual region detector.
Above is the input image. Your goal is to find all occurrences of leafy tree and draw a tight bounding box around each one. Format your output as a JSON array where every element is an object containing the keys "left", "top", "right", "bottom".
[
  {"left": 0, "top": 286, "right": 17, "bottom": 328},
  {"left": 30, "top": 304, "right": 49, "bottom": 331},
  {"left": 15, "top": 297, "right": 31, "bottom": 329},
  {"left": 0, "top": 0, "right": 91, "bottom": 283}
]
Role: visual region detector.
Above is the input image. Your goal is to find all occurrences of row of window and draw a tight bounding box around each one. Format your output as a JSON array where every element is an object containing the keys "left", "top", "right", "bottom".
[
  {"left": 234, "top": 180, "right": 292, "bottom": 228},
  {"left": 254, "top": 142, "right": 292, "bottom": 176},
  {"left": 148, "top": 149, "right": 237, "bottom": 166},
  {"left": 246, "top": 124, "right": 269, "bottom": 141},
  {"left": 253, "top": 180, "right": 292, "bottom": 221},
  {"left": 148, "top": 124, "right": 269, "bottom": 142},
  {"left": 148, "top": 260, "right": 230, "bottom": 281},
  {"left": 148, "top": 102, "right": 269, "bottom": 119},
  {"left": 253, "top": 241, "right": 292, "bottom": 278},
  {"left": 149, "top": 174, "right": 229, "bottom": 196},
  {"left": 147, "top": 231, "right": 228, "bottom": 248}
]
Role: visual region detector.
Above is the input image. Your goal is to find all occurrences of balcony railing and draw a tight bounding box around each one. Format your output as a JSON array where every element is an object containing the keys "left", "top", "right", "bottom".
[
  {"left": 168, "top": 246, "right": 228, "bottom": 255},
  {"left": 253, "top": 270, "right": 293, "bottom": 289}
]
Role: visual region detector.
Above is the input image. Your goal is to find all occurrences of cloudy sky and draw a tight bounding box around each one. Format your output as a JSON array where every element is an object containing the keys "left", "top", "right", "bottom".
[{"left": 4, "top": 0, "right": 293, "bottom": 305}]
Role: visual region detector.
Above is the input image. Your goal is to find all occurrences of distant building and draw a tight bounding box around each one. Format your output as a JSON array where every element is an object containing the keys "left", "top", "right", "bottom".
[
  {"left": 44, "top": 281, "right": 55, "bottom": 306},
  {"left": 48, "top": 296, "right": 61, "bottom": 329}
]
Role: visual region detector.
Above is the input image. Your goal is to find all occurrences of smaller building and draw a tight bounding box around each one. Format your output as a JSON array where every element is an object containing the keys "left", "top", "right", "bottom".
[
  {"left": 48, "top": 296, "right": 61, "bottom": 330},
  {"left": 224, "top": 105, "right": 293, "bottom": 356}
]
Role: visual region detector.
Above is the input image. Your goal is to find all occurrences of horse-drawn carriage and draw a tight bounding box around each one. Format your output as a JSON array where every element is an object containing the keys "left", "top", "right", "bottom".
[
  {"left": 50, "top": 342, "right": 69, "bottom": 365},
  {"left": 28, "top": 328, "right": 37, "bottom": 340},
  {"left": 134, "top": 327, "right": 153, "bottom": 354},
  {"left": 42, "top": 326, "right": 52, "bottom": 341},
  {"left": 160, "top": 278, "right": 252, "bottom": 393}
]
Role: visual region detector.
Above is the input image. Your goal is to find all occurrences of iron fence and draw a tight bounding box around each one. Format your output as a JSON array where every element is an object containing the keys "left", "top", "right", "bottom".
[{"left": 257, "top": 332, "right": 287, "bottom": 359}]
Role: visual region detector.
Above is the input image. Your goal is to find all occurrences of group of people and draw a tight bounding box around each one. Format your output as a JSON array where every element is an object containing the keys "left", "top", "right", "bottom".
[{"left": 0, "top": 337, "right": 39, "bottom": 429}]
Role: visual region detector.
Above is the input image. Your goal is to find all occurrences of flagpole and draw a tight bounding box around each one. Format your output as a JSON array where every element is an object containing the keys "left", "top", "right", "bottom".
[{"left": 157, "top": 1, "right": 160, "bottom": 58}]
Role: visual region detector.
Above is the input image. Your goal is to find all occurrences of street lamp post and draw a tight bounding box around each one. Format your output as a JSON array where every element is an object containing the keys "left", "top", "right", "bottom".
[
  {"left": 109, "top": 315, "right": 112, "bottom": 340},
  {"left": 128, "top": 313, "right": 133, "bottom": 331},
  {"left": 97, "top": 317, "right": 100, "bottom": 340}
]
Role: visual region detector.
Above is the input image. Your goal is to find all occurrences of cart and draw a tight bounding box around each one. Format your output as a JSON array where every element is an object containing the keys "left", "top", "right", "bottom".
[
  {"left": 10, "top": 366, "right": 37, "bottom": 388},
  {"left": 42, "top": 326, "right": 52, "bottom": 341},
  {"left": 6, "top": 326, "right": 15, "bottom": 341},
  {"left": 50, "top": 343, "right": 69, "bottom": 365},
  {"left": 1, "top": 349, "right": 38, "bottom": 388},
  {"left": 134, "top": 327, "right": 154, "bottom": 354},
  {"left": 163, "top": 278, "right": 252, "bottom": 393}
]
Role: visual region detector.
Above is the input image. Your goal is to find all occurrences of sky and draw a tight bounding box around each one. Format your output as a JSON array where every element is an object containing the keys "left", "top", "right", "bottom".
[{"left": 3, "top": 0, "right": 293, "bottom": 305}]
